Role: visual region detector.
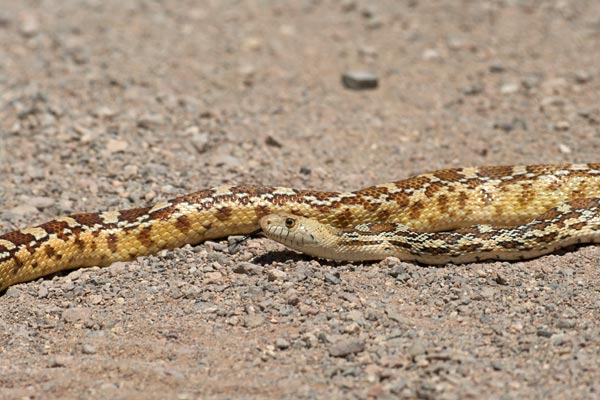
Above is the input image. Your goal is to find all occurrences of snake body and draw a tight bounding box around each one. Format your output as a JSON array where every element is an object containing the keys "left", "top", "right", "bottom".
[{"left": 2, "top": 164, "right": 600, "bottom": 290}]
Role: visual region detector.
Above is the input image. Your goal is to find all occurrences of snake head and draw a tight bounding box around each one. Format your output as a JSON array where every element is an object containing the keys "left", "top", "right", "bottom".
[
  {"left": 259, "top": 212, "right": 393, "bottom": 261},
  {"left": 259, "top": 213, "right": 327, "bottom": 252}
]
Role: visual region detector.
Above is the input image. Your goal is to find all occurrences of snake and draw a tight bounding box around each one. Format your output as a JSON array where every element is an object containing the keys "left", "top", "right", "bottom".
[
  {"left": 259, "top": 199, "right": 600, "bottom": 264},
  {"left": 1, "top": 163, "right": 600, "bottom": 291}
]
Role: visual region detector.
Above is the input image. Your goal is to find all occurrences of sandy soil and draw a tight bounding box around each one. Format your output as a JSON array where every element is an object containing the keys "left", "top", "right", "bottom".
[{"left": 1, "top": 1, "right": 600, "bottom": 399}]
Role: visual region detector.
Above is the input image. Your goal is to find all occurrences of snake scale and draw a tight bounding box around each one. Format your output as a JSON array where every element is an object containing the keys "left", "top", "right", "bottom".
[{"left": 2, "top": 163, "right": 600, "bottom": 291}]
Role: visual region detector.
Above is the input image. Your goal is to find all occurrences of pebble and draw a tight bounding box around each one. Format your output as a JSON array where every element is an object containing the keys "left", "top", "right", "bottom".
[
  {"left": 387, "top": 265, "right": 407, "bottom": 278},
  {"left": 137, "top": 113, "right": 165, "bottom": 129},
  {"left": 493, "top": 118, "right": 527, "bottom": 133},
  {"left": 285, "top": 289, "right": 299, "bottom": 305},
  {"left": 489, "top": 63, "right": 505, "bottom": 73},
  {"left": 558, "top": 143, "right": 572, "bottom": 154},
  {"left": 407, "top": 340, "right": 427, "bottom": 358},
  {"left": 265, "top": 135, "right": 283, "bottom": 148},
  {"left": 203, "top": 271, "right": 224, "bottom": 284},
  {"left": 574, "top": 70, "right": 591, "bottom": 84},
  {"left": 422, "top": 48, "right": 442, "bottom": 61},
  {"left": 324, "top": 272, "right": 341, "bottom": 285},
  {"left": 48, "top": 355, "right": 71, "bottom": 368},
  {"left": 7, "top": 204, "right": 39, "bottom": 217},
  {"left": 81, "top": 344, "right": 97, "bottom": 354},
  {"left": 211, "top": 153, "right": 242, "bottom": 169},
  {"left": 537, "top": 328, "right": 553, "bottom": 338},
  {"left": 267, "top": 269, "right": 288, "bottom": 281},
  {"left": 105, "top": 138, "right": 129, "bottom": 153},
  {"left": 328, "top": 338, "right": 365, "bottom": 357},
  {"left": 500, "top": 82, "right": 520, "bottom": 94},
  {"left": 446, "top": 36, "right": 466, "bottom": 50},
  {"left": 191, "top": 131, "right": 209, "bottom": 153},
  {"left": 241, "top": 37, "right": 262, "bottom": 51},
  {"left": 62, "top": 307, "right": 91, "bottom": 323},
  {"left": 554, "top": 121, "right": 570, "bottom": 131},
  {"left": 556, "top": 319, "right": 576, "bottom": 329},
  {"left": 94, "top": 106, "right": 116, "bottom": 118},
  {"left": 19, "top": 13, "right": 40, "bottom": 37},
  {"left": 275, "top": 338, "right": 290, "bottom": 350},
  {"left": 89, "top": 294, "right": 103, "bottom": 305},
  {"left": 341, "top": 71, "right": 378, "bottom": 90},
  {"left": 233, "top": 262, "right": 263, "bottom": 275},
  {"left": 25, "top": 196, "right": 55, "bottom": 209},
  {"left": 551, "top": 333, "right": 568, "bottom": 346},
  {"left": 5, "top": 286, "right": 23, "bottom": 298},
  {"left": 521, "top": 74, "right": 542, "bottom": 89},
  {"left": 462, "top": 83, "right": 483, "bottom": 96},
  {"left": 67, "top": 269, "right": 83, "bottom": 281},
  {"left": 37, "top": 286, "right": 49, "bottom": 299},
  {"left": 108, "top": 262, "right": 128, "bottom": 276},
  {"left": 541, "top": 96, "right": 565, "bottom": 108},
  {"left": 243, "top": 315, "right": 265, "bottom": 329}
]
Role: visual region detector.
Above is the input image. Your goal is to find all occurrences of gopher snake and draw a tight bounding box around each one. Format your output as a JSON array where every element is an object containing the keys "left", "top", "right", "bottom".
[{"left": 1, "top": 164, "right": 600, "bottom": 291}]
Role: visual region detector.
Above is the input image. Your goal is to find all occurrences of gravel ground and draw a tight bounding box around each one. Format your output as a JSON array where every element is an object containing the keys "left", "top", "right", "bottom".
[{"left": 1, "top": 1, "right": 600, "bottom": 399}]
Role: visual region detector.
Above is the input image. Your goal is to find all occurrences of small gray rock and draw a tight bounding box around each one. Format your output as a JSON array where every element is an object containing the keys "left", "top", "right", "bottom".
[
  {"left": 275, "top": 338, "right": 290, "bottom": 349},
  {"left": 267, "top": 269, "right": 287, "bottom": 281},
  {"left": 244, "top": 315, "right": 265, "bottom": 328},
  {"left": 105, "top": 138, "right": 128, "bottom": 153},
  {"left": 574, "top": 70, "right": 592, "bottom": 84},
  {"left": 489, "top": 63, "right": 505, "bottom": 73},
  {"left": 81, "top": 344, "right": 97, "bottom": 354},
  {"left": 191, "top": 131, "right": 209, "bottom": 153},
  {"left": 37, "top": 286, "right": 49, "bottom": 299},
  {"left": 341, "top": 71, "right": 378, "bottom": 90},
  {"left": 233, "top": 262, "right": 263, "bottom": 275},
  {"left": 62, "top": 307, "right": 91, "bottom": 323},
  {"left": 19, "top": 12, "right": 40, "bottom": 37},
  {"left": 48, "top": 355, "right": 70, "bottom": 368},
  {"left": 462, "top": 83, "right": 483, "bottom": 95},
  {"left": 5, "top": 286, "right": 21, "bottom": 298},
  {"left": 387, "top": 265, "right": 407, "bottom": 278},
  {"left": 551, "top": 333, "right": 568, "bottom": 346},
  {"left": 7, "top": 204, "right": 39, "bottom": 217},
  {"left": 137, "top": 113, "right": 165, "bottom": 129},
  {"left": 407, "top": 340, "right": 427, "bottom": 358},
  {"left": 537, "top": 328, "right": 553, "bottom": 337},
  {"left": 324, "top": 272, "right": 341, "bottom": 285},
  {"left": 265, "top": 135, "right": 283, "bottom": 148},
  {"left": 328, "top": 338, "right": 365, "bottom": 357},
  {"left": 89, "top": 294, "right": 103, "bottom": 305},
  {"left": 500, "top": 82, "right": 520, "bottom": 94},
  {"left": 26, "top": 196, "right": 55, "bottom": 209},
  {"left": 556, "top": 319, "right": 576, "bottom": 329},
  {"left": 203, "top": 271, "right": 223, "bottom": 284}
]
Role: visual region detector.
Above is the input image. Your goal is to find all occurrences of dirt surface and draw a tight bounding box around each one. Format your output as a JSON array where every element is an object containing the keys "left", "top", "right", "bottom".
[{"left": 1, "top": 1, "right": 600, "bottom": 399}]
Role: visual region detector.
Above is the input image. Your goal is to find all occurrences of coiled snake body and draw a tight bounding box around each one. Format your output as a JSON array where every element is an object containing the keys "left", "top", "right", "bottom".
[{"left": 2, "top": 164, "right": 600, "bottom": 291}]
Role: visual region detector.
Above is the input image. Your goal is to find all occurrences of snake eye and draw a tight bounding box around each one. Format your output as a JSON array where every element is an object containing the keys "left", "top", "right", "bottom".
[{"left": 285, "top": 217, "right": 295, "bottom": 229}]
